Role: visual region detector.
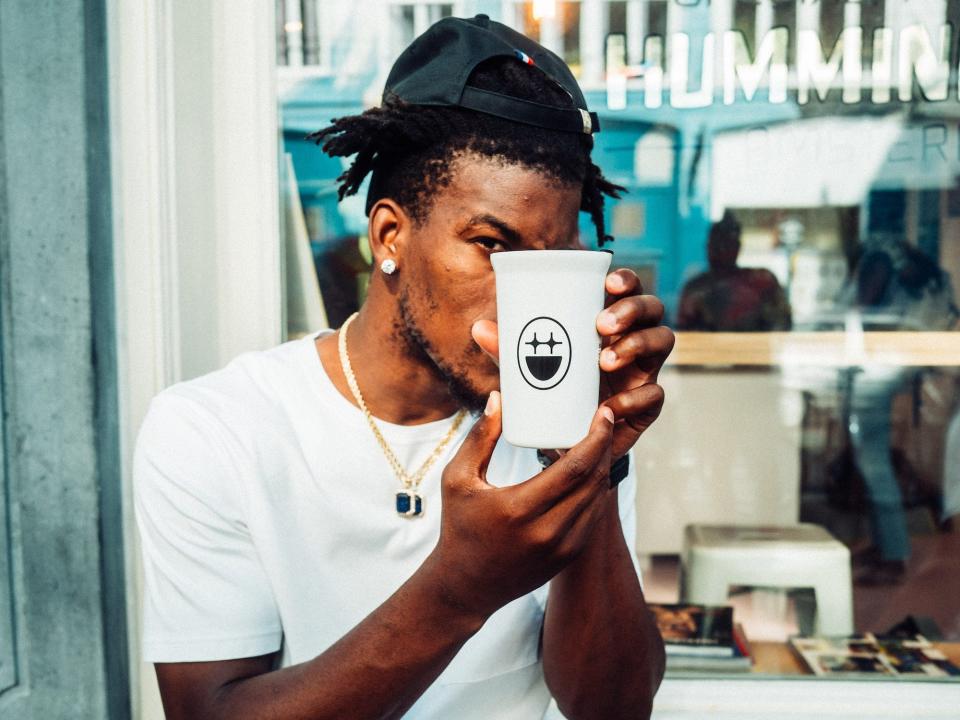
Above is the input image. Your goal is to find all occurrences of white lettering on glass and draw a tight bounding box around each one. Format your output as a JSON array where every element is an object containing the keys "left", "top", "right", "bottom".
[
  {"left": 897, "top": 24, "right": 950, "bottom": 102},
  {"left": 797, "top": 28, "right": 862, "bottom": 105},
  {"left": 723, "top": 27, "right": 788, "bottom": 105},
  {"left": 670, "top": 33, "right": 714, "bottom": 109}
]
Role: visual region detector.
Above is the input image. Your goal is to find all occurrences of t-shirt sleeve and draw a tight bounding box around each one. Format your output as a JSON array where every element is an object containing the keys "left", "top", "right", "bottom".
[{"left": 134, "top": 392, "right": 282, "bottom": 663}]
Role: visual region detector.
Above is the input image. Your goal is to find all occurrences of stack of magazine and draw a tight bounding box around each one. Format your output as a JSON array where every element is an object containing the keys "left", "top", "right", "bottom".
[
  {"left": 789, "top": 634, "right": 960, "bottom": 679},
  {"left": 650, "top": 603, "right": 752, "bottom": 672}
]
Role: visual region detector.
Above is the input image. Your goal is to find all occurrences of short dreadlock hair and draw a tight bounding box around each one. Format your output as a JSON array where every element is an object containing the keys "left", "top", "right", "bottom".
[{"left": 307, "top": 56, "right": 624, "bottom": 246}]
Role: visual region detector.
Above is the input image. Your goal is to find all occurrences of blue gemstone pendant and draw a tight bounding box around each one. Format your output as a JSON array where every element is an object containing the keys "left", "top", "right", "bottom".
[{"left": 395, "top": 490, "right": 423, "bottom": 518}]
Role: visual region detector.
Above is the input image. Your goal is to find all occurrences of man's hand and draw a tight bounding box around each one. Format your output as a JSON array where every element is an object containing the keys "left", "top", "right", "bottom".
[
  {"left": 595, "top": 268, "right": 674, "bottom": 459},
  {"left": 471, "top": 267, "right": 674, "bottom": 460},
  {"left": 428, "top": 391, "right": 615, "bottom": 618}
]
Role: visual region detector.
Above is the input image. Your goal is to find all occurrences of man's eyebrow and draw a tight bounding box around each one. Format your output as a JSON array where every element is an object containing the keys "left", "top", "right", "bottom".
[{"left": 462, "top": 214, "right": 524, "bottom": 246}]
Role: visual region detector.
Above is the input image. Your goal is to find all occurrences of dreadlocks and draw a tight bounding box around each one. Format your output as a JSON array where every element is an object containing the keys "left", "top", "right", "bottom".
[{"left": 307, "top": 57, "right": 624, "bottom": 246}]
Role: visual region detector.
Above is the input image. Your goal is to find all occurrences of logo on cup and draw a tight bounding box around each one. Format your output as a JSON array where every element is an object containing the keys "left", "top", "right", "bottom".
[{"left": 517, "top": 316, "right": 571, "bottom": 390}]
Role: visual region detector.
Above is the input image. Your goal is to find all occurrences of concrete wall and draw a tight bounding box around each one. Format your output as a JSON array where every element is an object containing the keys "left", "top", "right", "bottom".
[{"left": 0, "top": 0, "right": 127, "bottom": 717}]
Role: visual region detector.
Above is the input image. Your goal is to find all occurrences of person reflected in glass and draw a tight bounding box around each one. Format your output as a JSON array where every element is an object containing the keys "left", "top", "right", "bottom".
[
  {"left": 943, "top": 400, "right": 960, "bottom": 532},
  {"left": 841, "top": 237, "right": 958, "bottom": 585},
  {"left": 676, "top": 211, "right": 792, "bottom": 332}
]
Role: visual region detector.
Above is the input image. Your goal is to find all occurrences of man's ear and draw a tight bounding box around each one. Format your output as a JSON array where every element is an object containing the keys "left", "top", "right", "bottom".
[{"left": 367, "top": 198, "right": 410, "bottom": 269}]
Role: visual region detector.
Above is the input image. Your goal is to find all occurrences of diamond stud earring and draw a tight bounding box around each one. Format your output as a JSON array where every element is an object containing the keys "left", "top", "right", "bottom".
[{"left": 381, "top": 258, "right": 397, "bottom": 275}]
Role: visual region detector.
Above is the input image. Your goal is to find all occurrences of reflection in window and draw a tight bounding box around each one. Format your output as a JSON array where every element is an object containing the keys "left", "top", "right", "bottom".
[
  {"left": 677, "top": 211, "right": 793, "bottom": 332},
  {"left": 277, "top": 0, "right": 330, "bottom": 67},
  {"left": 771, "top": 0, "right": 796, "bottom": 65},
  {"left": 647, "top": 0, "right": 668, "bottom": 40},
  {"left": 520, "top": 0, "right": 582, "bottom": 68},
  {"left": 396, "top": 5, "right": 416, "bottom": 49},
  {"left": 734, "top": 0, "right": 758, "bottom": 55},
  {"left": 860, "top": 0, "right": 886, "bottom": 67},
  {"left": 820, "top": 0, "right": 845, "bottom": 48},
  {"left": 608, "top": 0, "right": 627, "bottom": 37},
  {"left": 561, "top": 1, "right": 582, "bottom": 68}
]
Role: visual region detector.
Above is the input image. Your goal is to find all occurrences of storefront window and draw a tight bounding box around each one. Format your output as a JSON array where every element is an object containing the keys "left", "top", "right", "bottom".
[{"left": 277, "top": 0, "right": 960, "bottom": 680}]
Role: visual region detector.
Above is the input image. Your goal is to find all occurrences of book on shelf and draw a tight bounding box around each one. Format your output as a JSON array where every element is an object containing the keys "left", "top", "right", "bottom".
[
  {"left": 651, "top": 603, "right": 753, "bottom": 671},
  {"left": 665, "top": 623, "right": 753, "bottom": 673},
  {"left": 650, "top": 603, "right": 735, "bottom": 656},
  {"left": 789, "top": 633, "right": 960, "bottom": 679}
]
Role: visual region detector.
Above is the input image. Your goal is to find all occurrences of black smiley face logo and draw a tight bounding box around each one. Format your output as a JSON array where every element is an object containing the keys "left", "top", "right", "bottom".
[{"left": 517, "top": 317, "right": 572, "bottom": 390}]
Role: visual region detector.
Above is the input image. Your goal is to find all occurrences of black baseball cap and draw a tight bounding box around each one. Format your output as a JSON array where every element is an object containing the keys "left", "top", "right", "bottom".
[{"left": 383, "top": 14, "right": 600, "bottom": 135}]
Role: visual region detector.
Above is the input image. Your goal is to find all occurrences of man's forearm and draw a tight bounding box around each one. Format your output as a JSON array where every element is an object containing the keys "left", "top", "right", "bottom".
[
  {"left": 542, "top": 494, "right": 665, "bottom": 720},
  {"left": 207, "top": 553, "right": 485, "bottom": 720}
]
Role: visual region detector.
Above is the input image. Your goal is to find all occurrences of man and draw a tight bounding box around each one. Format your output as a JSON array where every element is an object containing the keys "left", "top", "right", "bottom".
[
  {"left": 677, "top": 211, "right": 792, "bottom": 332},
  {"left": 135, "top": 15, "right": 673, "bottom": 719}
]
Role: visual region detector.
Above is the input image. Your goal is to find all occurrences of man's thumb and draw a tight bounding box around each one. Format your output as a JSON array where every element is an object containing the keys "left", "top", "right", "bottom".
[
  {"left": 471, "top": 320, "right": 500, "bottom": 366},
  {"left": 445, "top": 391, "right": 502, "bottom": 485}
]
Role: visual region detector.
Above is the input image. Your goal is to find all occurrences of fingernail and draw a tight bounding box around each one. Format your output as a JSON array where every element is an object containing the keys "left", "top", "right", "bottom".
[
  {"left": 599, "top": 311, "right": 617, "bottom": 330},
  {"left": 485, "top": 391, "right": 500, "bottom": 416},
  {"left": 609, "top": 274, "right": 624, "bottom": 290},
  {"left": 599, "top": 406, "right": 615, "bottom": 424},
  {"left": 602, "top": 348, "right": 617, "bottom": 366}
]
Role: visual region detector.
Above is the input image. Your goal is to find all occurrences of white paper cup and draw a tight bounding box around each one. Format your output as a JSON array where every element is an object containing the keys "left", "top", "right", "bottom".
[{"left": 491, "top": 249, "right": 612, "bottom": 449}]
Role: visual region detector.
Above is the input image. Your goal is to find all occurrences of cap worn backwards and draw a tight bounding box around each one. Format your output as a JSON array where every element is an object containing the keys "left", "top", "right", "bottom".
[{"left": 383, "top": 14, "right": 600, "bottom": 136}]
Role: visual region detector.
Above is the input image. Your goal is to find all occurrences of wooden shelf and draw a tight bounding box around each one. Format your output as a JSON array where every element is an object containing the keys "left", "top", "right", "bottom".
[
  {"left": 294, "top": 329, "right": 960, "bottom": 367},
  {"left": 669, "top": 332, "right": 960, "bottom": 367}
]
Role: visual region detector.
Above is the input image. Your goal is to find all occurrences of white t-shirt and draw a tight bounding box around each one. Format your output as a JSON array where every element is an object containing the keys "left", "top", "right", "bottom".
[{"left": 135, "top": 331, "right": 641, "bottom": 719}]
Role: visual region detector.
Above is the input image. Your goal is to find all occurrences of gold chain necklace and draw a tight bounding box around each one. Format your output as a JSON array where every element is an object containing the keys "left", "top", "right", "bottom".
[{"left": 337, "top": 312, "right": 467, "bottom": 517}]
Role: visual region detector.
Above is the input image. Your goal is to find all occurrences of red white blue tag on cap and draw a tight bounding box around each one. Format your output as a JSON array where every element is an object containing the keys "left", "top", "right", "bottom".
[{"left": 514, "top": 49, "right": 535, "bottom": 66}]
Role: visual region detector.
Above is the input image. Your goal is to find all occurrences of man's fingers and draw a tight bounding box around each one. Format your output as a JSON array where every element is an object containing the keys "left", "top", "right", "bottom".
[
  {"left": 599, "top": 325, "right": 675, "bottom": 373},
  {"left": 597, "top": 294, "right": 665, "bottom": 336},
  {"left": 604, "top": 383, "right": 666, "bottom": 436},
  {"left": 510, "top": 405, "right": 614, "bottom": 515},
  {"left": 605, "top": 268, "right": 643, "bottom": 297},
  {"left": 541, "top": 433, "right": 613, "bottom": 534},
  {"left": 471, "top": 319, "right": 499, "bottom": 366},
  {"left": 443, "top": 391, "right": 502, "bottom": 488}
]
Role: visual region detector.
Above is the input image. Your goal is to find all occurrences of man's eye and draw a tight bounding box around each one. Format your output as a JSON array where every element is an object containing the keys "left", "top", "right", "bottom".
[{"left": 477, "top": 237, "right": 506, "bottom": 252}]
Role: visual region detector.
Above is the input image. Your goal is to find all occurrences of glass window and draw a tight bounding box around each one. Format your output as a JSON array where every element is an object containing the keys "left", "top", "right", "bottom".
[
  {"left": 517, "top": 1, "right": 583, "bottom": 68},
  {"left": 861, "top": 0, "right": 886, "bottom": 66},
  {"left": 561, "top": 1, "right": 582, "bottom": 68},
  {"left": 277, "top": 0, "right": 960, "bottom": 681},
  {"left": 821, "top": 1, "right": 845, "bottom": 48},
  {"left": 396, "top": 5, "right": 417, "bottom": 49},
  {"left": 648, "top": 0, "right": 668, "bottom": 39},
  {"left": 734, "top": 0, "right": 757, "bottom": 54},
  {"left": 608, "top": 0, "right": 627, "bottom": 36},
  {"left": 951, "top": 0, "right": 960, "bottom": 30},
  {"left": 772, "top": 0, "right": 796, "bottom": 65}
]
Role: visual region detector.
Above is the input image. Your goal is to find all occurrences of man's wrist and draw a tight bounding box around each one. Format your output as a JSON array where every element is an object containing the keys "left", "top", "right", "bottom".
[
  {"left": 418, "top": 551, "right": 490, "bottom": 635},
  {"left": 537, "top": 449, "right": 629, "bottom": 488}
]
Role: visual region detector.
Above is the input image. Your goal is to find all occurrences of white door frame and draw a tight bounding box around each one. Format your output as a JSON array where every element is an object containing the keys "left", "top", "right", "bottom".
[{"left": 107, "top": 1, "right": 281, "bottom": 716}]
